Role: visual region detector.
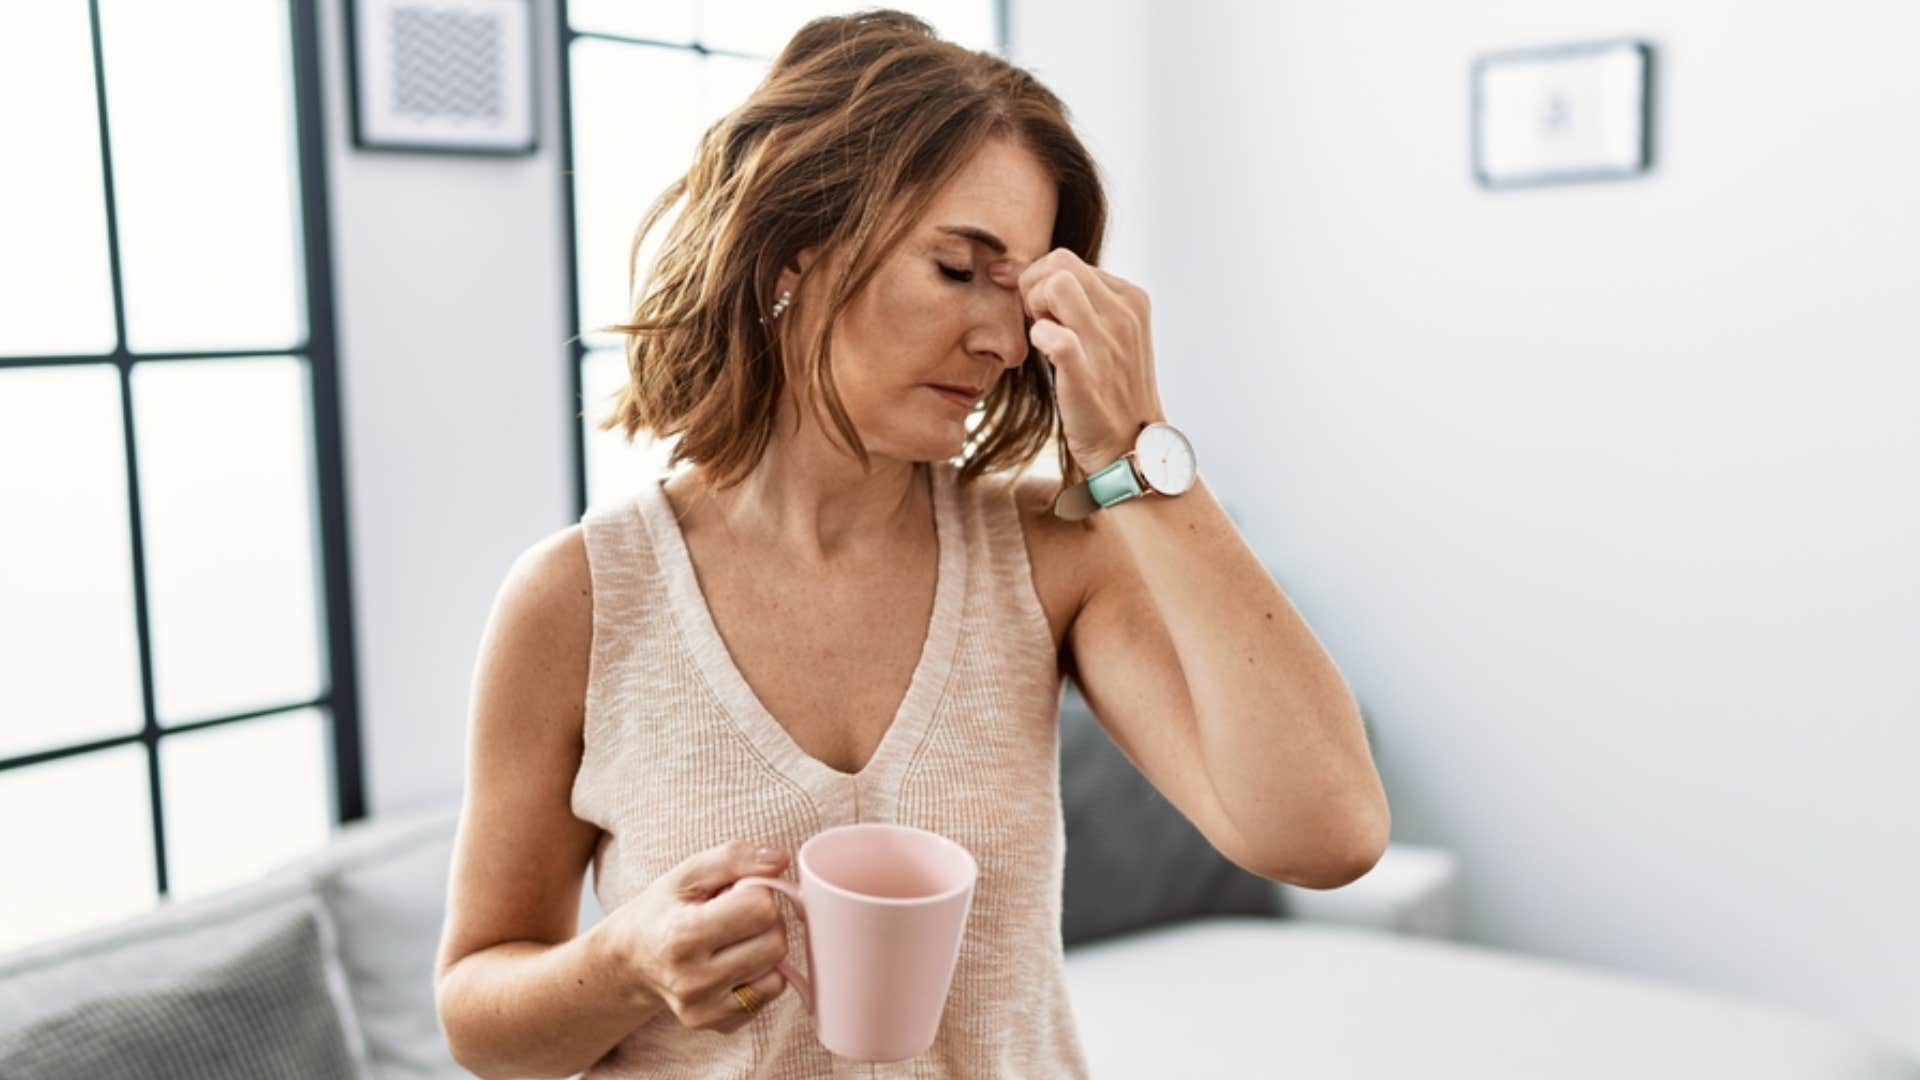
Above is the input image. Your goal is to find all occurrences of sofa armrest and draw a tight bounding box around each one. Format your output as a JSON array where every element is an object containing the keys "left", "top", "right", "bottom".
[{"left": 1272, "top": 842, "right": 1460, "bottom": 939}]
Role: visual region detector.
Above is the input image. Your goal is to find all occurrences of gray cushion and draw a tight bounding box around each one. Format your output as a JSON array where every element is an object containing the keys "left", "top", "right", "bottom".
[
  {"left": 311, "top": 807, "right": 462, "bottom": 1080},
  {"left": 0, "top": 881, "right": 371, "bottom": 1073},
  {"left": 0, "top": 906, "right": 366, "bottom": 1079},
  {"left": 1058, "top": 678, "right": 1286, "bottom": 946}
]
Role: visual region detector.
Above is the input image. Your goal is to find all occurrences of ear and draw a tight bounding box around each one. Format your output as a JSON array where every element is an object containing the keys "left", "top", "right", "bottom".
[{"left": 779, "top": 244, "right": 824, "bottom": 293}]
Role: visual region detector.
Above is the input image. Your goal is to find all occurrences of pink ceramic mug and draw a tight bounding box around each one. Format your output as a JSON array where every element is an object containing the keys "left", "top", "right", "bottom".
[{"left": 729, "top": 822, "right": 978, "bottom": 1063}]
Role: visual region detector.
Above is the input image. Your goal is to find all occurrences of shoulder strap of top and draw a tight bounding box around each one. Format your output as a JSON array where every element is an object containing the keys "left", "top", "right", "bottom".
[
  {"left": 963, "top": 464, "right": 1056, "bottom": 653},
  {"left": 579, "top": 492, "right": 654, "bottom": 609},
  {"left": 577, "top": 490, "right": 663, "bottom": 702}
]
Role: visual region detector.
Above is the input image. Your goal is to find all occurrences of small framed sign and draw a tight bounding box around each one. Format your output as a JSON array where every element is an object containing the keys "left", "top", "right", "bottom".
[
  {"left": 345, "top": 0, "right": 538, "bottom": 156},
  {"left": 1472, "top": 39, "right": 1652, "bottom": 188}
]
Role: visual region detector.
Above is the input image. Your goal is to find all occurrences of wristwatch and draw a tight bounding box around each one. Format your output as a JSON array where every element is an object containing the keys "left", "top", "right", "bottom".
[{"left": 1051, "top": 420, "right": 1198, "bottom": 521}]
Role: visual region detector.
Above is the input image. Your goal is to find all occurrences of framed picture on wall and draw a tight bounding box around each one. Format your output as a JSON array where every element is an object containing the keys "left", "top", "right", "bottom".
[
  {"left": 1472, "top": 39, "right": 1652, "bottom": 188},
  {"left": 345, "top": 0, "right": 538, "bottom": 155}
]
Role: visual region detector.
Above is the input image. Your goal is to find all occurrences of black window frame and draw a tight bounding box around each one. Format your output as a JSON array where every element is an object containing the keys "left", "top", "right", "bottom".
[{"left": 0, "top": 0, "right": 366, "bottom": 907}]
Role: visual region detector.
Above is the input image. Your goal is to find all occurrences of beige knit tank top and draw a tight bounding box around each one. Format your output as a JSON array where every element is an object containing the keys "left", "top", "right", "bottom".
[{"left": 569, "top": 458, "right": 1091, "bottom": 1079}]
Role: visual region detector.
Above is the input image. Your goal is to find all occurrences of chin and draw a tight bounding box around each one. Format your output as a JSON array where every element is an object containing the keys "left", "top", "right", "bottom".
[{"left": 921, "top": 429, "right": 971, "bottom": 461}]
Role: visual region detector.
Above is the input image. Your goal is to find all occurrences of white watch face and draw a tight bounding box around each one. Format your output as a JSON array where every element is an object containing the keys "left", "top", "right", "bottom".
[{"left": 1135, "top": 422, "right": 1196, "bottom": 495}]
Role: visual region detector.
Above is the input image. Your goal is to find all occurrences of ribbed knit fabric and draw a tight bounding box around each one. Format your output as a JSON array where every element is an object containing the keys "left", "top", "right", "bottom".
[{"left": 570, "top": 458, "right": 1090, "bottom": 1079}]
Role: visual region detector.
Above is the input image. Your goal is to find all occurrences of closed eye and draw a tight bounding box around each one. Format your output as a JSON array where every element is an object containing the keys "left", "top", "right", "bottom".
[{"left": 937, "top": 263, "right": 974, "bottom": 284}]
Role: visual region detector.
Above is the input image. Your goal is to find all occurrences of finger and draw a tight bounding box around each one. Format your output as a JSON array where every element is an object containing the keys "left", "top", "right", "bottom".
[
  {"left": 710, "top": 967, "right": 787, "bottom": 1032},
  {"left": 705, "top": 923, "right": 789, "bottom": 983},
  {"left": 676, "top": 840, "right": 787, "bottom": 899},
  {"left": 1069, "top": 259, "right": 1128, "bottom": 313},
  {"left": 1028, "top": 319, "right": 1082, "bottom": 368},
  {"left": 1019, "top": 249, "right": 1120, "bottom": 314},
  {"left": 1015, "top": 248, "right": 1060, "bottom": 291},
  {"left": 692, "top": 881, "right": 789, "bottom": 952},
  {"left": 1056, "top": 270, "right": 1107, "bottom": 340},
  {"left": 1024, "top": 269, "right": 1100, "bottom": 342},
  {"left": 1091, "top": 265, "right": 1136, "bottom": 302}
]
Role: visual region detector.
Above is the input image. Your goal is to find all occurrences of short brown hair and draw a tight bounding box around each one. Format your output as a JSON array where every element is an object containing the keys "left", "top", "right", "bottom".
[{"left": 591, "top": 9, "right": 1107, "bottom": 500}]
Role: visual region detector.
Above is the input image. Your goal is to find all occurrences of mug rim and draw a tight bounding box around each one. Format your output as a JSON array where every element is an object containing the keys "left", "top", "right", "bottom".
[{"left": 797, "top": 822, "right": 978, "bottom": 906}]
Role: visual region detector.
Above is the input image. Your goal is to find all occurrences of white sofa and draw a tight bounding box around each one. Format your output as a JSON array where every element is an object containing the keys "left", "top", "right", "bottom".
[{"left": 2, "top": 800, "right": 1914, "bottom": 1079}]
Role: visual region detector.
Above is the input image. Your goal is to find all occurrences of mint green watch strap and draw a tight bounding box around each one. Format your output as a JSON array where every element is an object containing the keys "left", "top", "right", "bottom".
[{"left": 1087, "top": 456, "right": 1145, "bottom": 509}]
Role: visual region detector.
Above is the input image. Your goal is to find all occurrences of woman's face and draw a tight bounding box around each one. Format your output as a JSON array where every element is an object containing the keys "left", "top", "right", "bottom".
[{"left": 779, "top": 136, "right": 1059, "bottom": 464}]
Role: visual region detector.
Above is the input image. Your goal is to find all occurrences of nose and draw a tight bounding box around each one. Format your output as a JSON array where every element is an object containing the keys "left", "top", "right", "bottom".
[{"left": 987, "top": 258, "right": 1033, "bottom": 369}]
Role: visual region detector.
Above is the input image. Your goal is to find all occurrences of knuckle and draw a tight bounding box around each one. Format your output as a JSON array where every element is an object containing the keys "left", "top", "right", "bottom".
[
  {"left": 662, "top": 968, "right": 695, "bottom": 1002},
  {"left": 660, "top": 920, "right": 696, "bottom": 963},
  {"left": 756, "top": 892, "right": 782, "bottom": 922},
  {"left": 675, "top": 991, "right": 714, "bottom": 1022}
]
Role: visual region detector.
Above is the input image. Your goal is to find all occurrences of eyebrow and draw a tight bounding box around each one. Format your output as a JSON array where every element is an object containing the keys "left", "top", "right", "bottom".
[{"left": 935, "top": 224, "right": 1017, "bottom": 259}]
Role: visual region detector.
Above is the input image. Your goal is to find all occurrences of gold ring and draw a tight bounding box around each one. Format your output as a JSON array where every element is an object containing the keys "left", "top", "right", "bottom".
[{"left": 732, "top": 984, "right": 764, "bottom": 1015}]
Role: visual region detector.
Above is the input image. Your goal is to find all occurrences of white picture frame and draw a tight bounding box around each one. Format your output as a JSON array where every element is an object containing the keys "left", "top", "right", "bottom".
[
  {"left": 346, "top": 0, "right": 537, "bottom": 155},
  {"left": 1472, "top": 40, "right": 1652, "bottom": 188}
]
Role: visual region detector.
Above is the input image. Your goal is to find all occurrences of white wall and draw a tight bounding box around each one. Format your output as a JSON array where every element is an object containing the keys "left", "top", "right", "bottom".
[
  {"left": 315, "top": 0, "right": 573, "bottom": 818},
  {"left": 319, "top": 0, "right": 1916, "bottom": 1057},
  {"left": 1126, "top": 0, "right": 1918, "bottom": 1057},
  {"left": 1006, "top": 0, "right": 1158, "bottom": 304}
]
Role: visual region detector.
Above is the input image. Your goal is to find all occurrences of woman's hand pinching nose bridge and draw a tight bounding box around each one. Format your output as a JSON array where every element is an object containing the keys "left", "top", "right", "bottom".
[{"left": 1006, "top": 247, "right": 1165, "bottom": 475}]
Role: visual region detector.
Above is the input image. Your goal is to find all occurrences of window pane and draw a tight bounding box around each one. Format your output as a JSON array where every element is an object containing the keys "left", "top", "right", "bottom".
[
  {"left": 703, "top": 47, "right": 767, "bottom": 113},
  {"left": 569, "top": 41, "right": 766, "bottom": 350},
  {"left": 569, "top": 41, "right": 699, "bottom": 353},
  {"left": 582, "top": 348, "right": 674, "bottom": 510},
  {"left": 159, "top": 709, "right": 333, "bottom": 902},
  {"left": 0, "top": 5, "right": 118, "bottom": 357},
  {"left": 0, "top": 746, "right": 158, "bottom": 954},
  {"left": 131, "top": 357, "right": 325, "bottom": 725},
  {"left": 0, "top": 366, "right": 145, "bottom": 761},
  {"left": 568, "top": 0, "right": 695, "bottom": 44},
  {"left": 696, "top": 0, "right": 846, "bottom": 59},
  {"left": 98, "top": 0, "right": 307, "bottom": 354},
  {"left": 692, "top": 2, "right": 997, "bottom": 58},
  {"left": 899, "top": 0, "right": 1000, "bottom": 53}
]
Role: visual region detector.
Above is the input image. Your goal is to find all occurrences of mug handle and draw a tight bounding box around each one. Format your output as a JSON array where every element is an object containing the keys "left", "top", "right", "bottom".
[{"left": 730, "top": 875, "right": 814, "bottom": 1014}]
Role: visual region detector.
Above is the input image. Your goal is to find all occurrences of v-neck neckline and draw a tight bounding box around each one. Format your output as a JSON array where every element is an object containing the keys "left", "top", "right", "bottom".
[{"left": 636, "top": 460, "right": 967, "bottom": 796}]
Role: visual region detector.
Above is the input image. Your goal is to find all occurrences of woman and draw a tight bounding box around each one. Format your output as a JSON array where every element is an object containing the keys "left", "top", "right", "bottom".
[{"left": 434, "top": 10, "right": 1389, "bottom": 1078}]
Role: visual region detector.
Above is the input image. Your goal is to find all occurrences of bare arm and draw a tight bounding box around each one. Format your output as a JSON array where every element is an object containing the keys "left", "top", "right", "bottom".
[
  {"left": 433, "top": 526, "right": 659, "bottom": 1079},
  {"left": 1062, "top": 475, "right": 1388, "bottom": 887},
  {"left": 437, "top": 922, "right": 663, "bottom": 1080}
]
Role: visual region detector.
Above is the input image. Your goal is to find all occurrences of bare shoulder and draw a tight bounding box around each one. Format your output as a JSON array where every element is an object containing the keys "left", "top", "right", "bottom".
[
  {"left": 436, "top": 523, "right": 599, "bottom": 980},
  {"left": 508, "top": 524, "right": 593, "bottom": 628},
  {"left": 485, "top": 524, "right": 595, "bottom": 680}
]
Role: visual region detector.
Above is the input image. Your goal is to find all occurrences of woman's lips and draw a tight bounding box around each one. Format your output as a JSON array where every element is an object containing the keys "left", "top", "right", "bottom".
[{"left": 928, "top": 385, "right": 978, "bottom": 409}]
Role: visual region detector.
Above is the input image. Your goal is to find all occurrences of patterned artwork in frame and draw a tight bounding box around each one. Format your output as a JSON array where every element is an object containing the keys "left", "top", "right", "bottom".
[{"left": 346, "top": 0, "right": 538, "bottom": 155}]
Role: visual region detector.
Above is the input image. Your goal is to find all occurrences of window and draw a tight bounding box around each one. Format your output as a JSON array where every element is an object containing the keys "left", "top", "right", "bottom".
[
  {"left": 0, "top": 0, "right": 362, "bottom": 954},
  {"left": 558, "top": 1, "right": 1006, "bottom": 511}
]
